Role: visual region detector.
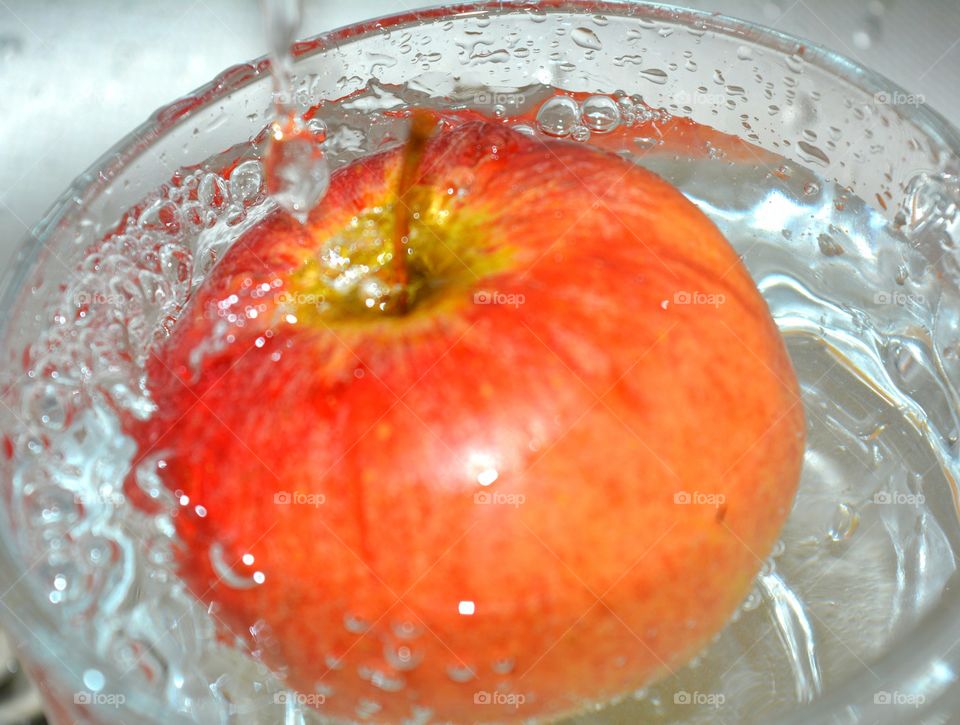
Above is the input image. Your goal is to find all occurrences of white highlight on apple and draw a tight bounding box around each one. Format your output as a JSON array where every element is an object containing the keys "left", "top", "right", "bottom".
[{"left": 469, "top": 451, "right": 500, "bottom": 487}]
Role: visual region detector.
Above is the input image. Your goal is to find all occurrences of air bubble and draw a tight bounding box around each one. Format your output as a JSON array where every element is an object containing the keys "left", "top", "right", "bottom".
[
  {"left": 536, "top": 96, "right": 581, "bottom": 137},
  {"left": 138, "top": 200, "right": 181, "bottom": 235},
  {"left": 581, "top": 95, "right": 620, "bottom": 133},
  {"left": 229, "top": 160, "right": 264, "bottom": 207},
  {"left": 198, "top": 173, "right": 229, "bottom": 210}
]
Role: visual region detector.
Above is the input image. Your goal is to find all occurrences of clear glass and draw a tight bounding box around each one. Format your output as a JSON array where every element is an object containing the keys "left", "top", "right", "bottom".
[{"left": 1, "top": 2, "right": 959, "bottom": 724}]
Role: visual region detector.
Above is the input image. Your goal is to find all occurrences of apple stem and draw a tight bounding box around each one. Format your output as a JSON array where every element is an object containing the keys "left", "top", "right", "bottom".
[{"left": 392, "top": 110, "right": 437, "bottom": 312}]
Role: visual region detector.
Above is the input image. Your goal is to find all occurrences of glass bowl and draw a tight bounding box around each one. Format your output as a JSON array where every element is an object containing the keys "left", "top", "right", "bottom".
[{"left": 1, "top": 2, "right": 959, "bottom": 723}]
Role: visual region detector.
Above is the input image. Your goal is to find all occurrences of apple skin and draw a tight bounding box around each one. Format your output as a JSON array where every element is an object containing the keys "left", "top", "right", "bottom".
[{"left": 127, "top": 120, "right": 804, "bottom": 723}]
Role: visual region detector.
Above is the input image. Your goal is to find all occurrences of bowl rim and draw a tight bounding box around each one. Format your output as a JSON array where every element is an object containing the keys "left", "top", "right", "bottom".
[{"left": 2, "top": 2, "right": 959, "bottom": 723}]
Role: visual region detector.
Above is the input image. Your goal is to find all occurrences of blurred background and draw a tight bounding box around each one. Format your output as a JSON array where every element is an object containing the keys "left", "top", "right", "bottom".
[{"left": 0, "top": 0, "right": 958, "bottom": 722}]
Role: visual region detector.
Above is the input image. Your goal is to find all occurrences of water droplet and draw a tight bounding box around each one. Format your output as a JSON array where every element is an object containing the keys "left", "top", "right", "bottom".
[
  {"left": 852, "top": 29, "right": 871, "bottom": 50},
  {"left": 344, "top": 613, "right": 372, "bottom": 634},
  {"left": 818, "top": 233, "right": 844, "bottom": 256},
  {"left": 491, "top": 657, "right": 515, "bottom": 675},
  {"left": 633, "top": 136, "right": 660, "bottom": 151},
  {"left": 391, "top": 620, "right": 422, "bottom": 639},
  {"left": 827, "top": 502, "right": 860, "bottom": 542},
  {"left": 786, "top": 53, "right": 805, "bottom": 73},
  {"left": 614, "top": 54, "right": 645, "bottom": 67},
  {"left": 384, "top": 641, "right": 424, "bottom": 671},
  {"left": 742, "top": 588, "right": 762, "bottom": 611},
  {"left": 359, "top": 665, "right": 406, "bottom": 692},
  {"left": 324, "top": 653, "right": 345, "bottom": 670},
  {"left": 536, "top": 96, "right": 581, "bottom": 137},
  {"left": 639, "top": 68, "right": 669, "bottom": 85},
  {"left": 571, "top": 27, "right": 603, "bottom": 50},
  {"left": 356, "top": 698, "right": 382, "bottom": 719},
  {"left": 446, "top": 663, "right": 477, "bottom": 683},
  {"left": 797, "top": 141, "right": 830, "bottom": 167},
  {"left": 581, "top": 95, "right": 620, "bottom": 133}
]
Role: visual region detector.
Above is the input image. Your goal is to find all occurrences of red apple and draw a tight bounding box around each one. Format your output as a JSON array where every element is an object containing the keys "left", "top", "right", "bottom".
[{"left": 127, "top": 115, "right": 804, "bottom": 723}]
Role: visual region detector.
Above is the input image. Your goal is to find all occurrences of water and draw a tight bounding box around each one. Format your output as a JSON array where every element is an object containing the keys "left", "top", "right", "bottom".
[
  {"left": 261, "top": 0, "right": 329, "bottom": 223},
  {"left": 4, "top": 80, "right": 960, "bottom": 723}
]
